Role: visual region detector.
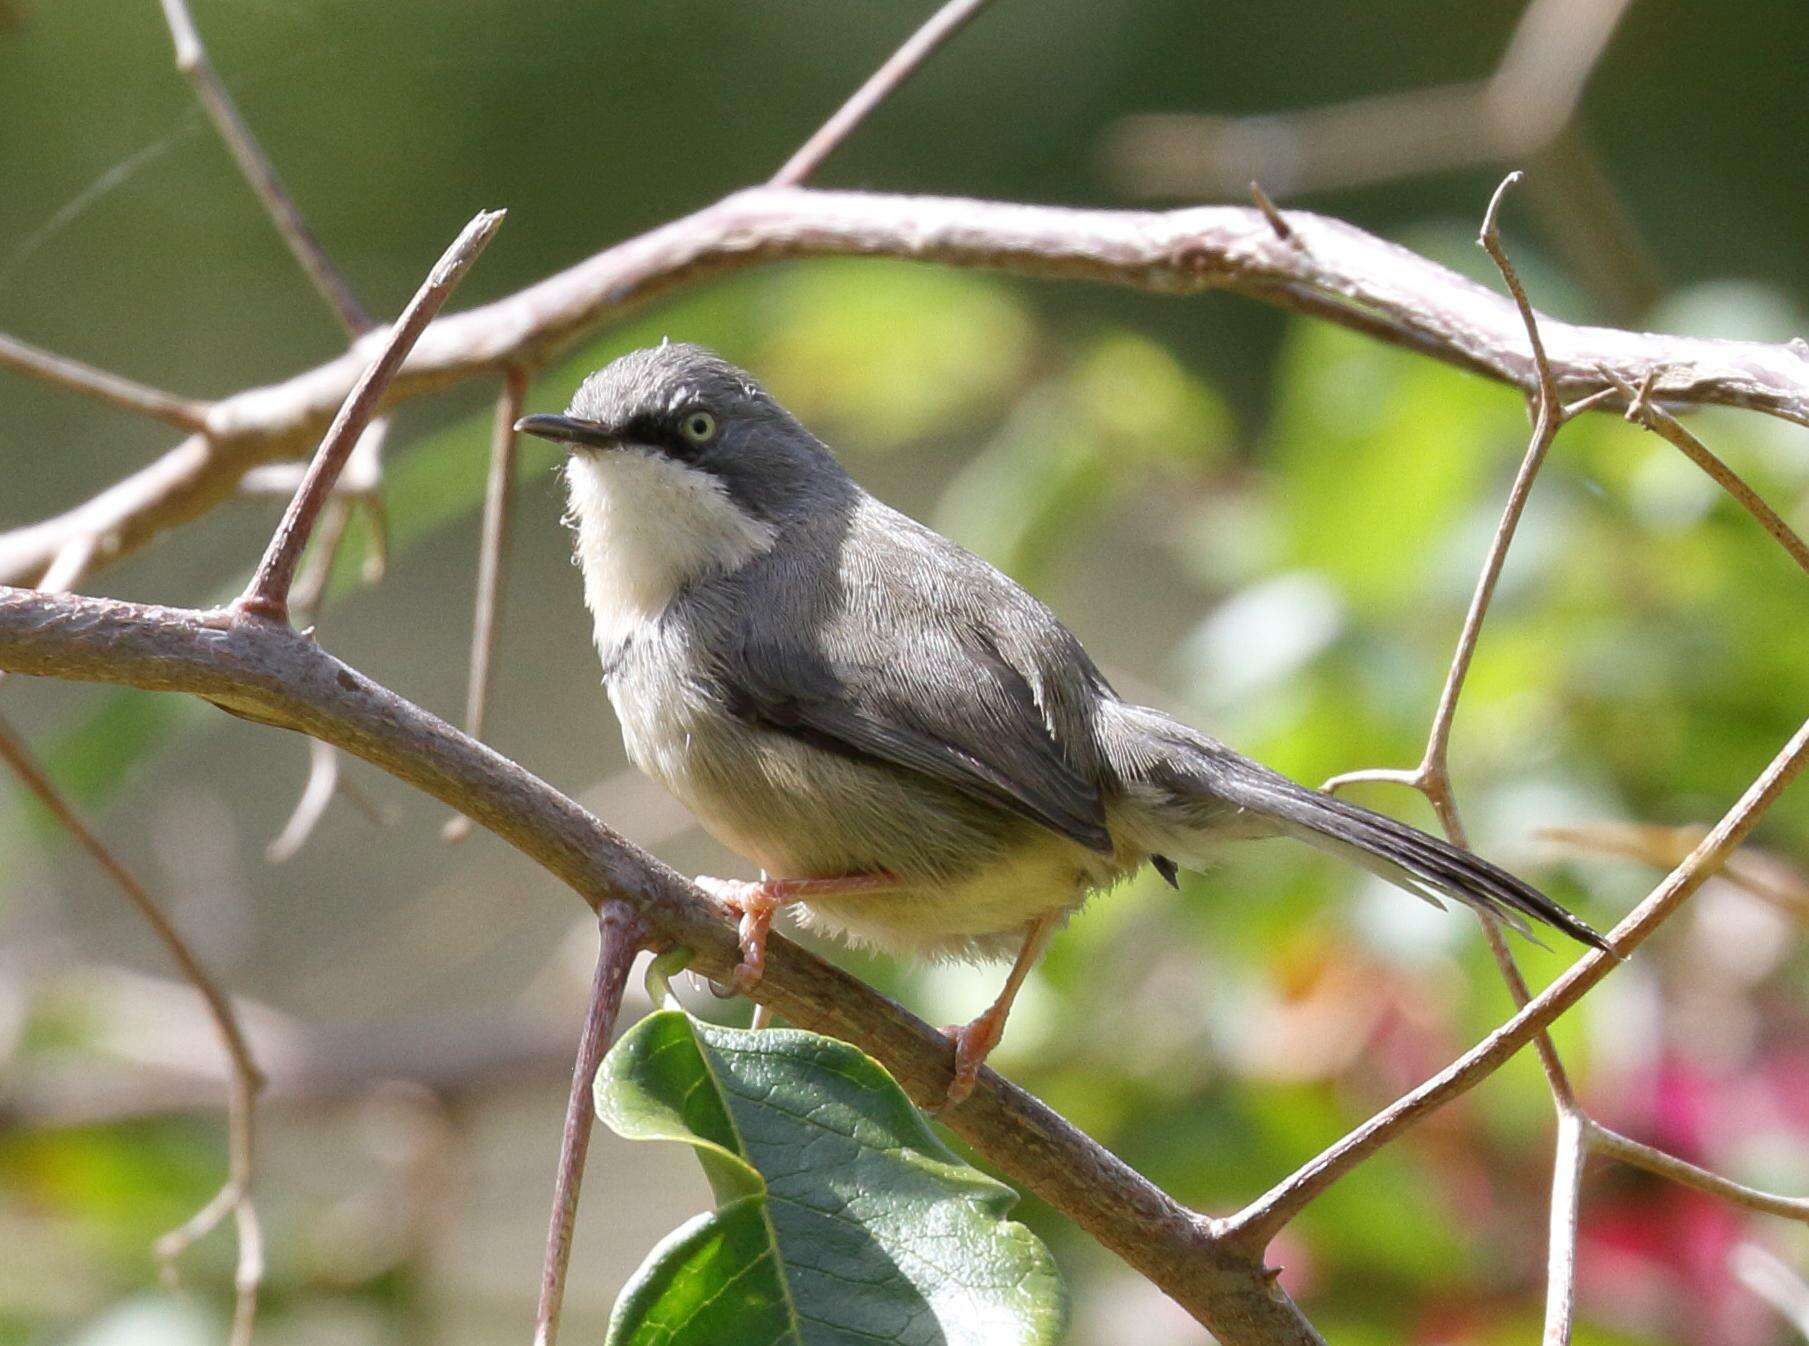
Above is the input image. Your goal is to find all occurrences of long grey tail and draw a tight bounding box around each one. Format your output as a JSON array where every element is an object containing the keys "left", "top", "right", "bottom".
[
  {"left": 1117, "top": 709, "right": 1610, "bottom": 952},
  {"left": 1234, "top": 771, "right": 1609, "bottom": 951}
]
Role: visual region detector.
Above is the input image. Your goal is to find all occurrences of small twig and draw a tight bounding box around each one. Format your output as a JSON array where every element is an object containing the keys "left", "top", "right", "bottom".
[
  {"left": 36, "top": 534, "right": 97, "bottom": 594},
  {"left": 1590, "top": 1124, "right": 1809, "bottom": 1223},
  {"left": 445, "top": 368, "right": 528, "bottom": 843},
  {"left": 1540, "top": 822, "right": 1809, "bottom": 920},
  {"left": 769, "top": 0, "right": 999, "bottom": 188},
  {"left": 1600, "top": 364, "right": 1809, "bottom": 578},
  {"left": 157, "top": 0, "right": 372, "bottom": 337},
  {"left": 534, "top": 902, "right": 645, "bottom": 1346},
  {"left": 1326, "top": 174, "right": 1606, "bottom": 1098},
  {"left": 287, "top": 494, "right": 354, "bottom": 621},
  {"left": 1320, "top": 174, "right": 1616, "bottom": 1338},
  {"left": 0, "top": 714, "right": 264, "bottom": 1341},
  {"left": 1249, "top": 180, "right": 1294, "bottom": 243},
  {"left": 0, "top": 329, "right": 211, "bottom": 432},
  {"left": 1542, "top": 1110, "right": 1589, "bottom": 1345},
  {"left": 266, "top": 736, "right": 341, "bottom": 863},
  {"left": 268, "top": 433, "right": 395, "bottom": 860},
  {"left": 1227, "top": 707, "right": 1809, "bottom": 1250},
  {"left": 237, "top": 209, "right": 504, "bottom": 623}
]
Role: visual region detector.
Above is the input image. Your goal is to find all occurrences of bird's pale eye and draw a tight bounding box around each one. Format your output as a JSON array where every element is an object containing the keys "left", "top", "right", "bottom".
[{"left": 680, "top": 410, "right": 718, "bottom": 445}]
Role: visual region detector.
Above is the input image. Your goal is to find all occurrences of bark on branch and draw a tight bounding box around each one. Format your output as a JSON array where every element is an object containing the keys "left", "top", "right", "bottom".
[{"left": 6, "top": 186, "right": 1807, "bottom": 587}]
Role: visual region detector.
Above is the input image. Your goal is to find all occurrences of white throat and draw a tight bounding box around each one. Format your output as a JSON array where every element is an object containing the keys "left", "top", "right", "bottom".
[{"left": 563, "top": 447, "right": 777, "bottom": 654}]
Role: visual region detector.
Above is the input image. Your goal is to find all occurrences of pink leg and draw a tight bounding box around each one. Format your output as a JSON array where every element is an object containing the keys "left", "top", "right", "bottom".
[
  {"left": 694, "top": 872, "right": 895, "bottom": 995},
  {"left": 942, "top": 912, "right": 1062, "bottom": 1110}
]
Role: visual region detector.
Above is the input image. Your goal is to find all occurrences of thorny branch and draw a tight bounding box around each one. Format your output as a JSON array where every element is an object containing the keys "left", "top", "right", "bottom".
[
  {"left": 1323, "top": 170, "right": 1610, "bottom": 1334},
  {"left": 0, "top": 586, "right": 1322, "bottom": 1346},
  {"left": 1223, "top": 707, "right": 1809, "bottom": 1257},
  {"left": 0, "top": 716, "right": 264, "bottom": 1346}
]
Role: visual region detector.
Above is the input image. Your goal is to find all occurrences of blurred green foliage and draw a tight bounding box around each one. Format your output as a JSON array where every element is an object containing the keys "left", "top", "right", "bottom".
[{"left": 5, "top": 2, "right": 1809, "bottom": 1345}]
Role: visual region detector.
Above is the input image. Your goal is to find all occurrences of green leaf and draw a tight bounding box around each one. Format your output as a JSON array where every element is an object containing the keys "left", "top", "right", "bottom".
[{"left": 596, "top": 1009, "right": 1065, "bottom": 1346}]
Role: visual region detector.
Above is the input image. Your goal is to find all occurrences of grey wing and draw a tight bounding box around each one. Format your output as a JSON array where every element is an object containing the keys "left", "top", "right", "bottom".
[{"left": 709, "top": 529, "right": 1114, "bottom": 854}]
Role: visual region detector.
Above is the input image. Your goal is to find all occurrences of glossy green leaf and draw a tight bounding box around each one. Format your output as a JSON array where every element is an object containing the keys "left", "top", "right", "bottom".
[{"left": 596, "top": 1009, "right": 1065, "bottom": 1346}]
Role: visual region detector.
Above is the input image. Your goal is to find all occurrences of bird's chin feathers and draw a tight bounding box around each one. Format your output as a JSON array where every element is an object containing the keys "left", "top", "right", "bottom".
[{"left": 562, "top": 447, "right": 776, "bottom": 654}]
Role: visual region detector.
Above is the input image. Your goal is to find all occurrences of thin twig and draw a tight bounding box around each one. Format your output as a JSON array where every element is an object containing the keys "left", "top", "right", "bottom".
[
  {"left": 238, "top": 209, "right": 504, "bottom": 623},
  {"left": 1590, "top": 1124, "right": 1809, "bottom": 1222},
  {"left": 1542, "top": 1110, "right": 1589, "bottom": 1345},
  {"left": 1325, "top": 173, "right": 1608, "bottom": 1104},
  {"left": 0, "top": 713, "right": 264, "bottom": 1341},
  {"left": 0, "top": 329, "right": 211, "bottom": 432},
  {"left": 769, "top": 0, "right": 999, "bottom": 187},
  {"left": 1104, "top": 0, "right": 1628, "bottom": 195},
  {"left": 1540, "top": 822, "right": 1809, "bottom": 920},
  {"left": 157, "top": 0, "right": 372, "bottom": 336},
  {"left": 534, "top": 902, "right": 644, "bottom": 1346},
  {"left": 1226, "top": 707, "right": 1809, "bottom": 1251},
  {"left": 1600, "top": 364, "right": 1809, "bottom": 578},
  {"left": 445, "top": 368, "right": 528, "bottom": 843},
  {"left": 36, "top": 534, "right": 96, "bottom": 594},
  {"left": 266, "top": 736, "right": 341, "bottom": 863},
  {"left": 268, "top": 432, "right": 394, "bottom": 859},
  {"left": 1322, "top": 176, "right": 1604, "bottom": 1335},
  {"left": 1248, "top": 180, "right": 1294, "bottom": 243}
]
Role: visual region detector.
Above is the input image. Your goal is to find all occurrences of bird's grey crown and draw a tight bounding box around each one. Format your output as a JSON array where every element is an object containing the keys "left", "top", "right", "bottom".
[
  {"left": 567, "top": 342, "right": 767, "bottom": 426},
  {"left": 565, "top": 342, "right": 847, "bottom": 523}
]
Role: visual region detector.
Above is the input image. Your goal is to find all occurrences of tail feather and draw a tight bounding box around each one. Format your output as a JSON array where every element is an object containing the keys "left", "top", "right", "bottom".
[
  {"left": 1104, "top": 703, "right": 1610, "bottom": 952},
  {"left": 1231, "top": 772, "right": 1611, "bottom": 952}
]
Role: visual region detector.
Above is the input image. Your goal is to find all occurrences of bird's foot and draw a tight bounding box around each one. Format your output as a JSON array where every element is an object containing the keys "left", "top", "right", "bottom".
[
  {"left": 693, "top": 872, "right": 897, "bottom": 996},
  {"left": 693, "top": 876, "right": 784, "bottom": 995},
  {"left": 940, "top": 1006, "right": 1008, "bottom": 1111}
]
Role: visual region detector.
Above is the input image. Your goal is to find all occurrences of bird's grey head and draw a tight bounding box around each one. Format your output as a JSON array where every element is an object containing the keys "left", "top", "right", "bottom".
[
  {"left": 516, "top": 344, "right": 850, "bottom": 652},
  {"left": 516, "top": 342, "right": 843, "bottom": 526}
]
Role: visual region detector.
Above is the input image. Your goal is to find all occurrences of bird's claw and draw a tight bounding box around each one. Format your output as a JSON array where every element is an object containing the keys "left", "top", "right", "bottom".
[
  {"left": 939, "top": 1011, "right": 1006, "bottom": 1111},
  {"left": 694, "top": 876, "right": 779, "bottom": 994}
]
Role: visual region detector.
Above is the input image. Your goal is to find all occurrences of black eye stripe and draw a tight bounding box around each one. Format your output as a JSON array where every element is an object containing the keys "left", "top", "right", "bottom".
[{"left": 624, "top": 410, "right": 710, "bottom": 461}]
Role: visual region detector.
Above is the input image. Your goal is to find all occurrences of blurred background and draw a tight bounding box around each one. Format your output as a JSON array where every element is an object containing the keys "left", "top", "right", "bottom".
[{"left": 4, "top": 0, "right": 1809, "bottom": 1342}]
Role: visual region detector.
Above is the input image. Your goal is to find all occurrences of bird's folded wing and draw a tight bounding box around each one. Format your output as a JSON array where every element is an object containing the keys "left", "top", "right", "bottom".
[{"left": 713, "top": 621, "right": 1113, "bottom": 854}]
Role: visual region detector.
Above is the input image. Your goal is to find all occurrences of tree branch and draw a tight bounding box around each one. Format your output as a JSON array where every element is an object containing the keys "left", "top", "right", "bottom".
[
  {"left": 534, "top": 902, "right": 645, "bottom": 1346},
  {"left": 1590, "top": 1124, "right": 1809, "bottom": 1223},
  {"left": 0, "top": 585, "right": 1323, "bottom": 1345},
  {"left": 0, "top": 329, "right": 211, "bottom": 433},
  {"left": 157, "top": 0, "right": 373, "bottom": 337},
  {"left": 1224, "top": 707, "right": 1809, "bottom": 1253},
  {"left": 238, "top": 209, "right": 503, "bottom": 622},
  {"left": 7, "top": 186, "right": 1807, "bottom": 589},
  {"left": 0, "top": 713, "right": 264, "bottom": 1345},
  {"left": 445, "top": 368, "right": 529, "bottom": 844},
  {"left": 1542, "top": 1110, "right": 1589, "bottom": 1345},
  {"left": 769, "top": 0, "right": 999, "bottom": 188}
]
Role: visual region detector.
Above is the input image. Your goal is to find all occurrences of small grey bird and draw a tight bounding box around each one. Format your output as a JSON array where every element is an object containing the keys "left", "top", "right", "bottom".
[{"left": 518, "top": 343, "right": 1607, "bottom": 1106}]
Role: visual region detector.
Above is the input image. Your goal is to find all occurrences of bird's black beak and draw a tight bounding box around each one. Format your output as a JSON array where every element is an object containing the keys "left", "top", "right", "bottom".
[{"left": 513, "top": 413, "right": 622, "bottom": 452}]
